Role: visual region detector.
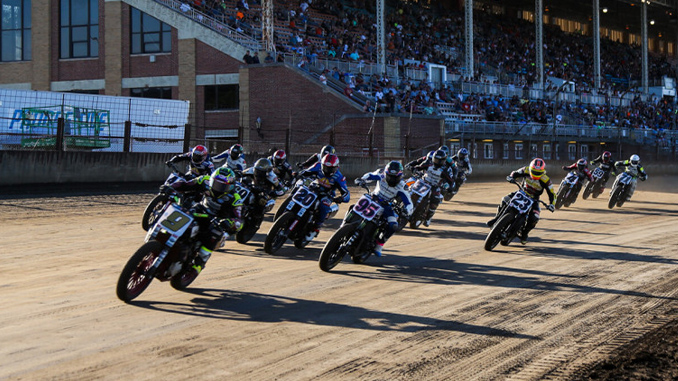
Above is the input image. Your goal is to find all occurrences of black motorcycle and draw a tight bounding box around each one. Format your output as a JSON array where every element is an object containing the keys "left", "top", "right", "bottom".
[
  {"left": 484, "top": 177, "right": 552, "bottom": 251},
  {"left": 234, "top": 181, "right": 276, "bottom": 244},
  {"left": 582, "top": 166, "right": 606, "bottom": 200},
  {"left": 141, "top": 163, "right": 197, "bottom": 231}
]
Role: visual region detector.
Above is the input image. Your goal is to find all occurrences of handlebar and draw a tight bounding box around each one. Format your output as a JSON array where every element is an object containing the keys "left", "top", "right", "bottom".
[{"left": 506, "top": 176, "right": 552, "bottom": 210}]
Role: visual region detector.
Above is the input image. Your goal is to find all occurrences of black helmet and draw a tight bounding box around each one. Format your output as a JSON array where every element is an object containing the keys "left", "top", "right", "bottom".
[
  {"left": 602, "top": 151, "right": 612, "bottom": 163},
  {"left": 230, "top": 144, "right": 243, "bottom": 160},
  {"left": 320, "top": 145, "right": 336, "bottom": 157},
  {"left": 254, "top": 158, "right": 272, "bottom": 182},
  {"left": 384, "top": 161, "right": 404, "bottom": 187},
  {"left": 432, "top": 149, "right": 447, "bottom": 167},
  {"left": 576, "top": 158, "right": 587, "bottom": 171}
]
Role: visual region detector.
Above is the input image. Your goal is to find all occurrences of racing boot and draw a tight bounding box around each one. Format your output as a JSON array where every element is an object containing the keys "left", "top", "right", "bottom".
[{"left": 193, "top": 246, "right": 212, "bottom": 274}]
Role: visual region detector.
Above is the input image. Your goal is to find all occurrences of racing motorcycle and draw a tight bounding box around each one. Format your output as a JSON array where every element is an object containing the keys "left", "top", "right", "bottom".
[
  {"left": 442, "top": 173, "right": 466, "bottom": 201},
  {"left": 141, "top": 163, "right": 197, "bottom": 231},
  {"left": 117, "top": 202, "right": 219, "bottom": 302},
  {"left": 318, "top": 183, "right": 399, "bottom": 271},
  {"left": 608, "top": 167, "right": 646, "bottom": 209},
  {"left": 582, "top": 166, "right": 606, "bottom": 200},
  {"left": 234, "top": 181, "right": 276, "bottom": 244},
  {"left": 263, "top": 183, "right": 338, "bottom": 254},
  {"left": 407, "top": 176, "right": 432, "bottom": 229},
  {"left": 484, "top": 177, "right": 552, "bottom": 251},
  {"left": 554, "top": 171, "right": 581, "bottom": 209}
]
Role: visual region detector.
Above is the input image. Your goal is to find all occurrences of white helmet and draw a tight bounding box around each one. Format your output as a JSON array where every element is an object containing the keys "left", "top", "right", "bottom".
[{"left": 629, "top": 154, "right": 640, "bottom": 166}]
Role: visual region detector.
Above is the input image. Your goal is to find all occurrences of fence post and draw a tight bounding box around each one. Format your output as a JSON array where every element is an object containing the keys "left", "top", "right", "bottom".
[
  {"left": 56, "top": 117, "right": 65, "bottom": 151},
  {"left": 183, "top": 124, "right": 191, "bottom": 152},
  {"left": 123, "top": 121, "right": 132, "bottom": 152},
  {"left": 405, "top": 133, "right": 410, "bottom": 161},
  {"left": 285, "top": 128, "right": 290, "bottom": 154},
  {"left": 369, "top": 130, "right": 373, "bottom": 157}
]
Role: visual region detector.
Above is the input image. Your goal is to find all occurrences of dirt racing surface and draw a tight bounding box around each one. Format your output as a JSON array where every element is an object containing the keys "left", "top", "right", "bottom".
[{"left": 1, "top": 177, "right": 678, "bottom": 380}]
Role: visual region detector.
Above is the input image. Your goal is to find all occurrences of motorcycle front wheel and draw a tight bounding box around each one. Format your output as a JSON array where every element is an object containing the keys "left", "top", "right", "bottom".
[
  {"left": 319, "top": 223, "right": 359, "bottom": 272},
  {"left": 116, "top": 241, "right": 163, "bottom": 302},
  {"left": 141, "top": 194, "right": 168, "bottom": 231},
  {"left": 236, "top": 218, "right": 260, "bottom": 244},
  {"left": 608, "top": 186, "right": 622, "bottom": 209},
  {"left": 484, "top": 212, "right": 514, "bottom": 251},
  {"left": 555, "top": 185, "right": 568, "bottom": 209},
  {"left": 264, "top": 212, "right": 294, "bottom": 254},
  {"left": 582, "top": 181, "right": 593, "bottom": 200}
]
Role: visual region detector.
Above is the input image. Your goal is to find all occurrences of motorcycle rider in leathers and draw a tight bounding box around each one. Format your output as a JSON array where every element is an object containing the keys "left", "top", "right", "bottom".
[
  {"left": 213, "top": 144, "right": 247, "bottom": 176},
  {"left": 487, "top": 158, "right": 556, "bottom": 245},
  {"left": 409, "top": 149, "right": 455, "bottom": 227},
  {"left": 450, "top": 148, "right": 472, "bottom": 195},
  {"left": 297, "top": 144, "right": 336, "bottom": 171},
  {"left": 590, "top": 151, "right": 615, "bottom": 191},
  {"left": 355, "top": 161, "right": 414, "bottom": 257},
  {"left": 170, "top": 167, "right": 243, "bottom": 274},
  {"left": 298, "top": 153, "right": 351, "bottom": 242},
  {"left": 267, "top": 149, "right": 296, "bottom": 187},
  {"left": 613, "top": 154, "right": 648, "bottom": 200},
  {"left": 561, "top": 158, "right": 594, "bottom": 202},
  {"left": 166, "top": 145, "right": 215, "bottom": 179},
  {"left": 241, "top": 158, "right": 287, "bottom": 200}
]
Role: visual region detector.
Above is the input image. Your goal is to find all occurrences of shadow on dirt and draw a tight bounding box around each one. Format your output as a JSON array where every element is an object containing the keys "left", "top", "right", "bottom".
[{"left": 130, "top": 288, "right": 539, "bottom": 339}]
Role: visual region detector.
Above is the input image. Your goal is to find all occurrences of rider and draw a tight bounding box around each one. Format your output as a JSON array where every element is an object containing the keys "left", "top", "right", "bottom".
[
  {"left": 614, "top": 154, "right": 648, "bottom": 200},
  {"left": 487, "top": 158, "right": 556, "bottom": 245},
  {"left": 411, "top": 149, "right": 455, "bottom": 227},
  {"left": 298, "top": 153, "right": 350, "bottom": 242},
  {"left": 170, "top": 167, "right": 243, "bottom": 274},
  {"left": 213, "top": 144, "right": 247, "bottom": 176},
  {"left": 561, "top": 158, "right": 594, "bottom": 200},
  {"left": 241, "top": 158, "right": 287, "bottom": 199},
  {"left": 165, "top": 145, "right": 215, "bottom": 178},
  {"left": 450, "top": 148, "right": 472, "bottom": 194},
  {"left": 298, "top": 144, "right": 336, "bottom": 170},
  {"left": 267, "top": 149, "right": 296, "bottom": 186},
  {"left": 355, "top": 161, "right": 414, "bottom": 257},
  {"left": 590, "top": 151, "right": 615, "bottom": 191}
]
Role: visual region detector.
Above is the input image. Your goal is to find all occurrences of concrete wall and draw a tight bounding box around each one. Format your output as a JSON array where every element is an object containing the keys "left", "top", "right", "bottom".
[{"left": 2, "top": 151, "right": 677, "bottom": 186}]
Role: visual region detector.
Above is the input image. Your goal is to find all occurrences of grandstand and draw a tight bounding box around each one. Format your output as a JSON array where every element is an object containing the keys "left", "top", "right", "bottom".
[{"left": 0, "top": 0, "right": 676, "bottom": 162}]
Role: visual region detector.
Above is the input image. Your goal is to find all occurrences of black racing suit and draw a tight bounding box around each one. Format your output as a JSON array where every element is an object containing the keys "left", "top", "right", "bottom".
[{"left": 590, "top": 155, "right": 615, "bottom": 189}]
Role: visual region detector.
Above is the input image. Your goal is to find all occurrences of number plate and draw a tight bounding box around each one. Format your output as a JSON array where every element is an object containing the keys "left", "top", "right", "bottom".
[
  {"left": 236, "top": 183, "right": 251, "bottom": 201},
  {"left": 620, "top": 173, "right": 633, "bottom": 184},
  {"left": 291, "top": 186, "right": 318, "bottom": 209},
  {"left": 158, "top": 204, "right": 194, "bottom": 236},
  {"left": 351, "top": 195, "right": 383, "bottom": 221},
  {"left": 509, "top": 190, "right": 534, "bottom": 214},
  {"left": 411, "top": 180, "right": 431, "bottom": 197},
  {"left": 563, "top": 172, "right": 579, "bottom": 185},
  {"left": 592, "top": 167, "right": 604, "bottom": 179}
]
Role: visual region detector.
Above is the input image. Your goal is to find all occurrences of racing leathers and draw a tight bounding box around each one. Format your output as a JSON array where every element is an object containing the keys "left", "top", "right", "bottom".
[
  {"left": 488, "top": 167, "right": 556, "bottom": 243},
  {"left": 166, "top": 152, "right": 215, "bottom": 178},
  {"left": 356, "top": 169, "right": 413, "bottom": 250},
  {"left": 561, "top": 162, "right": 594, "bottom": 199},
  {"left": 241, "top": 166, "right": 287, "bottom": 200},
  {"left": 450, "top": 154, "right": 472, "bottom": 193},
  {"left": 268, "top": 155, "right": 296, "bottom": 186},
  {"left": 171, "top": 176, "right": 243, "bottom": 271},
  {"left": 213, "top": 149, "right": 247, "bottom": 175},
  {"left": 412, "top": 160, "right": 455, "bottom": 225},
  {"left": 299, "top": 162, "right": 350, "bottom": 236}
]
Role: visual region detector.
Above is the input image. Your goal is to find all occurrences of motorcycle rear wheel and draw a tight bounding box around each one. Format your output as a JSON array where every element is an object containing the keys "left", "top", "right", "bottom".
[
  {"left": 484, "top": 212, "right": 514, "bottom": 251},
  {"left": 236, "top": 219, "right": 259, "bottom": 244},
  {"left": 409, "top": 196, "right": 429, "bottom": 229},
  {"left": 170, "top": 262, "right": 200, "bottom": 291},
  {"left": 141, "top": 194, "right": 168, "bottom": 231},
  {"left": 264, "top": 212, "right": 294, "bottom": 254},
  {"left": 116, "top": 241, "right": 163, "bottom": 302},
  {"left": 319, "top": 223, "right": 358, "bottom": 272}
]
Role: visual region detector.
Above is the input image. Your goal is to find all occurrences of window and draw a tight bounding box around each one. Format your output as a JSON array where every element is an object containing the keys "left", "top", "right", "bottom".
[
  {"left": 568, "top": 144, "right": 577, "bottom": 160},
  {"left": 131, "top": 87, "right": 172, "bottom": 99},
  {"left": 131, "top": 8, "right": 171, "bottom": 54},
  {"left": 483, "top": 143, "right": 493, "bottom": 159},
  {"left": 555, "top": 144, "right": 560, "bottom": 160},
  {"left": 515, "top": 143, "right": 523, "bottom": 160},
  {"left": 205, "top": 85, "right": 239, "bottom": 110},
  {"left": 471, "top": 143, "right": 477, "bottom": 159},
  {"left": 580, "top": 144, "right": 589, "bottom": 159},
  {"left": 543, "top": 144, "right": 551, "bottom": 160},
  {"left": 503, "top": 143, "right": 509, "bottom": 159},
  {"left": 530, "top": 144, "right": 538, "bottom": 159},
  {"left": 1, "top": 0, "right": 31, "bottom": 61},
  {"left": 60, "top": 0, "right": 98, "bottom": 58}
]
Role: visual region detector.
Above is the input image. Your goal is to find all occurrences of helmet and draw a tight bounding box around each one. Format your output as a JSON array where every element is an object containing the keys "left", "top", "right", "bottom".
[
  {"left": 229, "top": 144, "right": 243, "bottom": 160},
  {"left": 426, "top": 150, "right": 436, "bottom": 161},
  {"left": 209, "top": 167, "right": 236, "bottom": 197},
  {"left": 272, "top": 149, "right": 287, "bottom": 166},
  {"left": 629, "top": 154, "right": 640, "bottom": 166},
  {"left": 432, "top": 149, "right": 447, "bottom": 167},
  {"left": 602, "top": 151, "right": 612, "bottom": 163},
  {"left": 384, "top": 161, "right": 404, "bottom": 187},
  {"left": 458, "top": 147, "right": 469, "bottom": 160},
  {"left": 254, "top": 158, "right": 272, "bottom": 180},
  {"left": 576, "top": 158, "right": 587, "bottom": 171},
  {"left": 529, "top": 158, "right": 546, "bottom": 180},
  {"left": 320, "top": 145, "right": 336, "bottom": 157},
  {"left": 321, "top": 153, "right": 340, "bottom": 177},
  {"left": 438, "top": 145, "right": 450, "bottom": 155},
  {"left": 191, "top": 145, "right": 209, "bottom": 165}
]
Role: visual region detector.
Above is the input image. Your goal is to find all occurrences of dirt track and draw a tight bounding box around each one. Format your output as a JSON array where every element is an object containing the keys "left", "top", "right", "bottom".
[{"left": 1, "top": 178, "right": 678, "bottom": 380}]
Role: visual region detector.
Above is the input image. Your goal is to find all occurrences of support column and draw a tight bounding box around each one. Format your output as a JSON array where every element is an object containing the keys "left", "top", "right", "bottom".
[
  {"left": 178, "top": 35, "right": 197, "bottom": 137},
  {"left": 535, "top": 0, "right": 544, "bottom": 89},
  {"left": 464, "top": 0, "right": 473, "bottom": 79},
  {"left": 32, "top": 0, "right": 51, "bottom": 90},
  {"left": 642, "top": 0, "right": 649, "bottom": 94},
  {"left": 262, "top": 0, "right": 275, "bottom": 54},
  {"left": 377, "top": 0, "right": 385, "bottom": 73},
  {"left": 104, "top": 0, "right": 123, "bottom": 96},
  {"left": 593, "top": 0, "right": 601, "bottom": 90}
]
